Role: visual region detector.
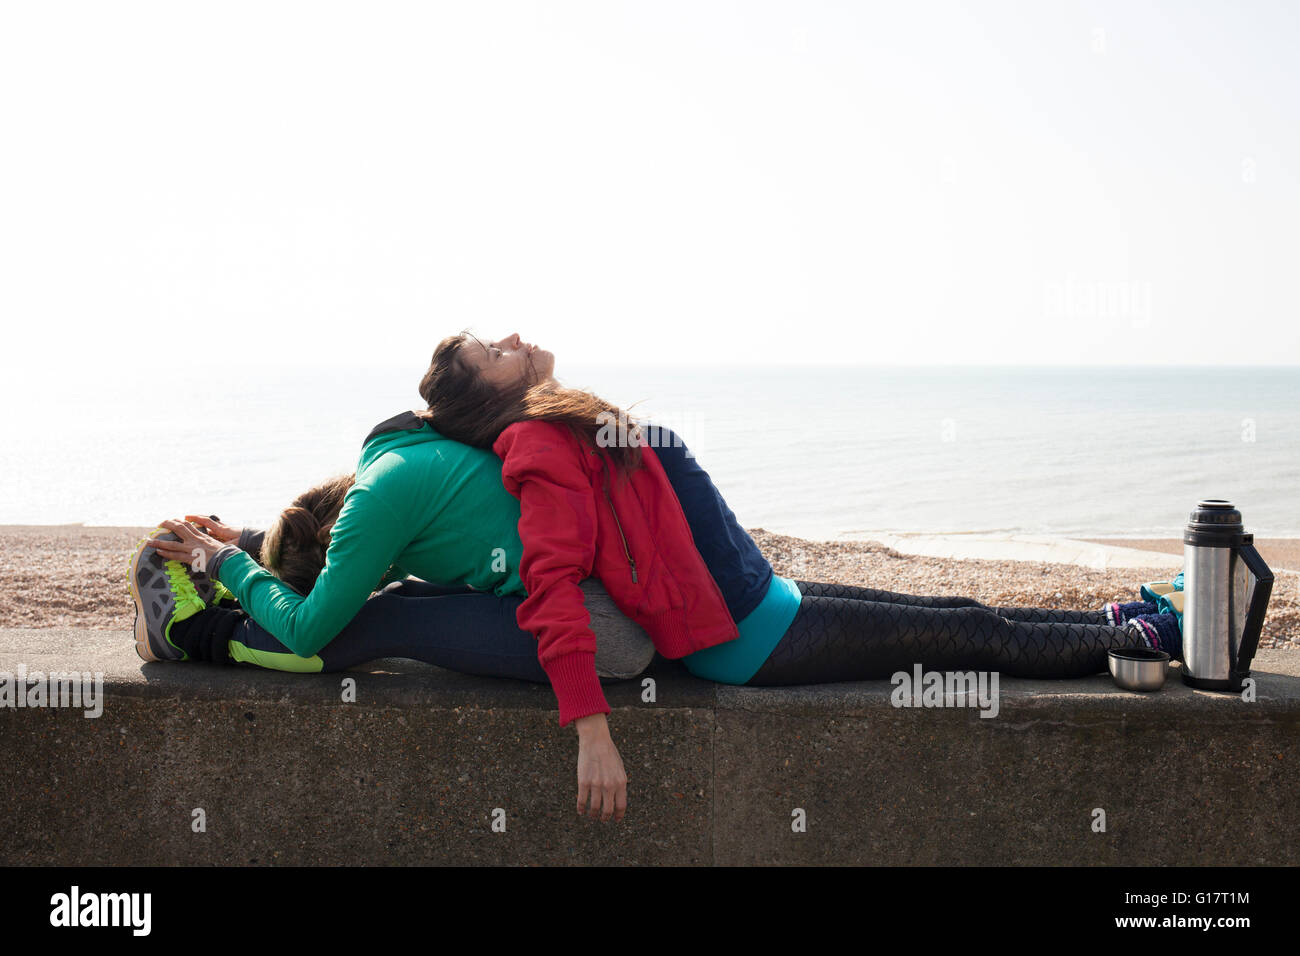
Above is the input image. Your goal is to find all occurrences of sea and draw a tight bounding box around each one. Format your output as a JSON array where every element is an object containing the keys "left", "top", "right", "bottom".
[{"left": 2, "top": 364, "right": 1296, "bottom": 539}]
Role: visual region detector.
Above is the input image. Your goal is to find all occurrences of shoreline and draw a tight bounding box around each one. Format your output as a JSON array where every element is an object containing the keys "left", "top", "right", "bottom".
[
  {"left": 1081, "top": 537, "right": 1300, "bottom": 572},
  {"left": 2, "top": 525, "right": 1294, "bottom": 649},
  {"left": 755, "top": 527, "right": 1300, "bottom": 573}
]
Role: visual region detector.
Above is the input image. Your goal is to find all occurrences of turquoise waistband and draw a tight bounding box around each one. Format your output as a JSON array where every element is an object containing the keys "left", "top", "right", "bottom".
[{"left": 682, "top": 574, "right": 803, "bottom": 685}]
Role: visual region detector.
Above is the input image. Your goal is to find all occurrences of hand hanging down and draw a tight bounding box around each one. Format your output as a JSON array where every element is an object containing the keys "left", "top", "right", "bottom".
[{"left": 574, "top": 713, "right": 628, "bottom": 823}]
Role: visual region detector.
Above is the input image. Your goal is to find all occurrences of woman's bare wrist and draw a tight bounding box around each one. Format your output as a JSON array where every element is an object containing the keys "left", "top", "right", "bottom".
[{"left": 574, "top": 713, "right": 610, "bottom": 739}]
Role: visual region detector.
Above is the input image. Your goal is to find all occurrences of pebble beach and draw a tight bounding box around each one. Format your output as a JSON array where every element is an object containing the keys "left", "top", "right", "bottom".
[{"left": 2, "top": 524, "right": 1295, "bottom": 651}]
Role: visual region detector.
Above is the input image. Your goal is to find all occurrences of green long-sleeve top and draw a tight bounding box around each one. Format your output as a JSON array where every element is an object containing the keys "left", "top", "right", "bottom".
[{"left": 211, "top": 416, "right": 527, "bottom": 657}]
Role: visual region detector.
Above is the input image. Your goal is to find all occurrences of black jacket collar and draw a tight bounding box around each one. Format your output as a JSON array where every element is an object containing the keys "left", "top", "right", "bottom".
[{"left": 363, "top": 410, "right": 426, "bottom": 446}]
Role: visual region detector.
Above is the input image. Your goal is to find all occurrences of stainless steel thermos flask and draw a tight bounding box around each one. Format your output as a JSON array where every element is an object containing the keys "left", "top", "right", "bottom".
[{"left": 1181, "top": 499, "right": 1274, "bottom": 692}]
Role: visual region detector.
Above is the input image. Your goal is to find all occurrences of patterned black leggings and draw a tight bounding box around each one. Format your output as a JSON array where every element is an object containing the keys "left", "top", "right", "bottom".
[{"left": 747, "top": 580, "right": 1146, "bottom": 685}]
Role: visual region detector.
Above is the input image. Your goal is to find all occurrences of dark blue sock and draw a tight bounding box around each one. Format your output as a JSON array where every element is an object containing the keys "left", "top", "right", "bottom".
[{"left": 1129, "top": 613, "right": 1183, "bottom": 660}]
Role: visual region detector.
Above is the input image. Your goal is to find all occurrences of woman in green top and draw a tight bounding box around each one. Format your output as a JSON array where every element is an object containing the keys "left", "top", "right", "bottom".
[
  {"left": 204, "top": 411, "right": 528, "bottom": 657},
  {"left": 140, "top": 415, "right": 654, "bottom": 681}
]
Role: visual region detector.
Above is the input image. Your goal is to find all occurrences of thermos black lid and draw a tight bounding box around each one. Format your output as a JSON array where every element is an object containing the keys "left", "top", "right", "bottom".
[{"left": 1184, "top": 499, "right": 1249, "bottom": 546}]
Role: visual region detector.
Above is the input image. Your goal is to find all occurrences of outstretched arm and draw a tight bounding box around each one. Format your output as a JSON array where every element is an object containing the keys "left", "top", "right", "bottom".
[{"left": 152, "top": 487, "right": 408, "bottom": 658}]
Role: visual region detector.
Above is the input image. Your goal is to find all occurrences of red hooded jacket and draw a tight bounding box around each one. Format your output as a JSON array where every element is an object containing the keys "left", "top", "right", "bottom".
[{"left": 493, "top": 420, "right": 739, "bottom": 726}]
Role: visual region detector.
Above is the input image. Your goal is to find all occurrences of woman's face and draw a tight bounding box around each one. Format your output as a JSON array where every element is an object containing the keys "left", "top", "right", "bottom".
[{"left": 460, "top": 333, "right": 555, "bottom": 390}]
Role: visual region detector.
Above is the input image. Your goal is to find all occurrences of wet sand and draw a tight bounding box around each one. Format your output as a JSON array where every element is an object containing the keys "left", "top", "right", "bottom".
[
  {"left": 2, "top": 525, "right": 1295, "bottom": 650},
  {"left": 1084, "top": 537, "right": 1300, "bottom": 572}
]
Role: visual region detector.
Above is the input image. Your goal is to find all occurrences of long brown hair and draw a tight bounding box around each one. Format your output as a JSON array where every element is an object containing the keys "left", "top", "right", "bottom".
[
  {"left": 417, "top": 332, "right": 644, "bottom": 481},
  {"left": 262, "top": 473, "right": 356, "bottom": 595}
]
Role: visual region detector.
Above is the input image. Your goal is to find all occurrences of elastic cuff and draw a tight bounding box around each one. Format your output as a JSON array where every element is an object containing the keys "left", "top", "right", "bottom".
[
  {"left": 207, "top": 544, "right": 242, "bottom": 578},
  {"left": 542, "top": 652, "right": 611, "bottom": 727},
  {"left": 237, "top": 528, "right": 265, "bottom": 562}
]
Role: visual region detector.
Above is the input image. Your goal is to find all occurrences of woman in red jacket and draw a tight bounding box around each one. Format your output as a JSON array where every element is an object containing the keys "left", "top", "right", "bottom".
[{"left": 417, "top": 331, "right": 1176, "bottom": 824}]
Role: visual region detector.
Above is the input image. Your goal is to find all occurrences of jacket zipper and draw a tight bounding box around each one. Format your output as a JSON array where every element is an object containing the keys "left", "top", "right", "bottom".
[{"left": 600, "top": 464, "right": 638, "bottom": 584}]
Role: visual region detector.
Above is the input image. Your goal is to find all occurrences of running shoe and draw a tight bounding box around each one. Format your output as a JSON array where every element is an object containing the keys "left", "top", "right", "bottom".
[{"left": 128, "top": 529, "right": 212, "bottom": 662}]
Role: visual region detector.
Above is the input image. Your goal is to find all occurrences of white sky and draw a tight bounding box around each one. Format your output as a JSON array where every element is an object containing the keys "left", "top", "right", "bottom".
[{"left": 2, "top": 0, "right": 1297, "bottom": 376}]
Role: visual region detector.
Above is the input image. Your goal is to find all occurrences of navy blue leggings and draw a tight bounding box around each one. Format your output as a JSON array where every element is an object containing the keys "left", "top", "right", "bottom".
[{"left": 224, "top": 580, "right": 549, "bottom": 681}]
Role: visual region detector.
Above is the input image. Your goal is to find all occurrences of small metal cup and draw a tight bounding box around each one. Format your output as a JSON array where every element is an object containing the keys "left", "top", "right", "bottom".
[{"left": 1108, "top": 648, "right": 1171, "bottom": 691}]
